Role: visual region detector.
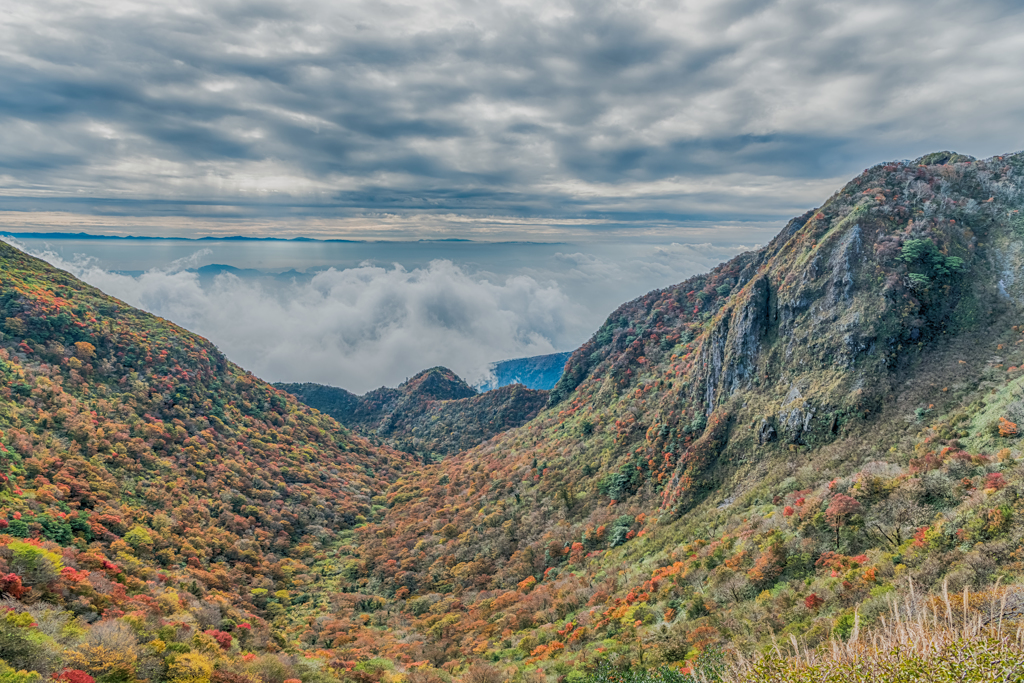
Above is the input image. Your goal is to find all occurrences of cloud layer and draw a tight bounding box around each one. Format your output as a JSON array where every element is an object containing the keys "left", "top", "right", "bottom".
[
  {"left": 11, "top": 238, "right": 749, "bottom": 391},
  {"left": 1, "top": 0, "right": 1022, "bottom": 237}
]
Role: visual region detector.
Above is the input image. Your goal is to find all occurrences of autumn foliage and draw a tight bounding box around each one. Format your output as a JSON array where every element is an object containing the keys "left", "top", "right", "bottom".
[{"left": 1, "top": 153, "right": 1024, "bottom": 680}]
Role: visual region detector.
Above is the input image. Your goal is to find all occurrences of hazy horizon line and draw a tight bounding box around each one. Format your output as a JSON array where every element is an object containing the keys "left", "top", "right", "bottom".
[{"left": 0, "top": 230, "right": 573, "bottom": 245}]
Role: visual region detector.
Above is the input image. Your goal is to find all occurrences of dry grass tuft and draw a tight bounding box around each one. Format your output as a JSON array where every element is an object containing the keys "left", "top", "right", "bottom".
[{"left": 731, "top": 579, "right": 1024, "bottom": 682}]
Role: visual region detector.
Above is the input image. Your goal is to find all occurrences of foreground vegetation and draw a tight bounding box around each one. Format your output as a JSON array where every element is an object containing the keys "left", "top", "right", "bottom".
[{"left": 577, "top": 583, "right": 1024, "bottom": 682}]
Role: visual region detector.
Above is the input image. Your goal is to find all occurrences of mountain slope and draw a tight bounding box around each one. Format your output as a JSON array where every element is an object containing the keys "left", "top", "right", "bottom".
[
  {"left": 278, "top": 368, "right": 548, "bottom": 459},
  {"left": 337, "top": 152, "right": 1024, "bottom": 674},
  {"left": 0, "top": 239, "right": 411, "bottom": 675}
]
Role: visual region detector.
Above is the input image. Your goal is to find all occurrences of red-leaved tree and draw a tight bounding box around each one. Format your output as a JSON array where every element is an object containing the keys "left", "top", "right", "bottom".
[{"left": 825, "top": 494, "right": 862, "bottom": 550}]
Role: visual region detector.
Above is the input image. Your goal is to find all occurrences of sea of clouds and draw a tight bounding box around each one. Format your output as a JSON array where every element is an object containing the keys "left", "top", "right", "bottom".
[{"left": 5, "top": 239, "right": 752, "bottom": 393}]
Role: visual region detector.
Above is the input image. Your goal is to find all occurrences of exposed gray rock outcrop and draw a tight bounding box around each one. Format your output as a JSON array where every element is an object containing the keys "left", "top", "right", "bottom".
[
  {"left": 696, "top": 275, "right": 774, "bottom": 415},
  {"left": 757, "top": 417, "right": 777, "bottom": 444}
]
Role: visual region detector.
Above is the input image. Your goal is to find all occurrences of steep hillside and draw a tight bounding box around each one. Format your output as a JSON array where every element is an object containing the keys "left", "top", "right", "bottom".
[
  {"left": 476, "top": 351, "right": 572, "bottom": 391},
  {"left": 0, "top": 239, "right": 411, "bottom": 677},
  {"left": 279, "top": 368, "right": 548, "bottom": 459},
  {"left": 334, "top": 152, "right": 1024, "bottom": 677}
]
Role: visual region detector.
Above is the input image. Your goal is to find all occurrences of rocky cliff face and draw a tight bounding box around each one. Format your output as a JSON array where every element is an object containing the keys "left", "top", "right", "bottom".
[
  {"left": 696, "top": 272, "right": 771, "bottom": 415},
  {"left": 553, "top": 152, "right": 1017, "bottom": 457}
]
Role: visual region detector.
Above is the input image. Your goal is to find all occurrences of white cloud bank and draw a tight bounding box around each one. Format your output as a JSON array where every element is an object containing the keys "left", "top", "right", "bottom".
[{"left": 6, "top": 239, "right": 751, "bottom": 392}]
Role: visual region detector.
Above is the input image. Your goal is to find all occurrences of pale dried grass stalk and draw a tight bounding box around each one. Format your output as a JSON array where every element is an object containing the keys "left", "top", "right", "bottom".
[{"left": 727, "top": 584, "right": 1024, "bottom": 683}]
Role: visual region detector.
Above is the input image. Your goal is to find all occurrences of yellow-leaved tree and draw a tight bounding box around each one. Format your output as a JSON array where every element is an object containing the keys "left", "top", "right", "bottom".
[{"left": 166, "top": 653, "right": 214, "bottom": 683}]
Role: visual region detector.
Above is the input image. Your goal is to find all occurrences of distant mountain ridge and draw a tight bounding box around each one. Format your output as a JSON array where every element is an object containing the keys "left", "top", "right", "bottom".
[
  {"left": 277, "top": 367, "right": 548, "bottom": 459},
  {"left": 0, "top": 230, "right": 360, "bottom": 242},
  {"left": 0, "top": 231, "right": 561, "bottom": 244}
]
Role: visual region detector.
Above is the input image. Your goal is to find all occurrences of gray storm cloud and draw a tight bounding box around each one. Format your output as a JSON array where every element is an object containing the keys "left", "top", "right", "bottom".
[
  {"left": 0, "top": 0, "right": 1022, "bottom": 237},
  {"left": 5, "top": 238, "right": 752, "bottom": 392}
]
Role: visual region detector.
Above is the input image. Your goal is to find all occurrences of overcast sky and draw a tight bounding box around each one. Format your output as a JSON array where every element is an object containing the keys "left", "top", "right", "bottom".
[{"left": 1, "top": 0, "right": 1021, "bottom": 240}]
